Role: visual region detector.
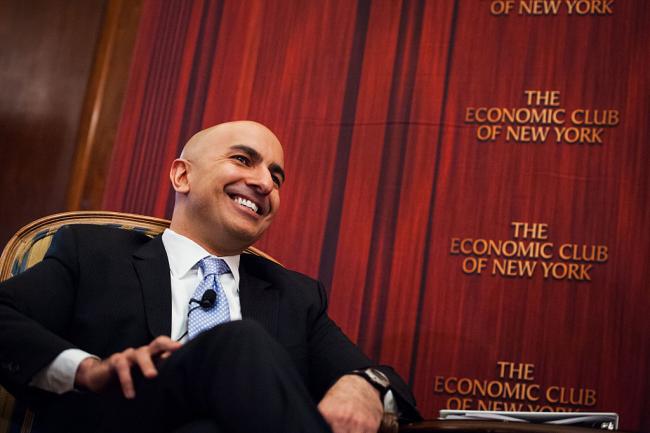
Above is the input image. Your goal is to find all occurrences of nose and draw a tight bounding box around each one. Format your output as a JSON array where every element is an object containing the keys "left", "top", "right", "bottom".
[{"left": 247, "top": 165, "right": 275, "bottom": 194}]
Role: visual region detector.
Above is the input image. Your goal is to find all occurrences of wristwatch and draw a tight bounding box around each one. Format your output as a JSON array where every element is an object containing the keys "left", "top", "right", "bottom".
[{"left": 350, "top": 368, "right": 391, "bottom": 399}]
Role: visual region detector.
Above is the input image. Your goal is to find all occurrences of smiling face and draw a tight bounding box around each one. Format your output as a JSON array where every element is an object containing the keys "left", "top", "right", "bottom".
[{"left": 169, "top": 121, "right": 285, "bottom": 256}]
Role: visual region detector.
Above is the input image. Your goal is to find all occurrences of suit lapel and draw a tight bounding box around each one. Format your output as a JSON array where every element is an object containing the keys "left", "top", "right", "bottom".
[
  {"left": 239, "top": 255, "right": 279, "bottom": 338},
  {"left": 133, "top": 236, "right": 172, "bottom": 338}
]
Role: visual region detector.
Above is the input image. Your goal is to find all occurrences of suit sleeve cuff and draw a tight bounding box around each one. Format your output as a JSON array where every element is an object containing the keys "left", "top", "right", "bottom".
[{"left": 29, "top": 349, "right": 98, "bottom": 394}]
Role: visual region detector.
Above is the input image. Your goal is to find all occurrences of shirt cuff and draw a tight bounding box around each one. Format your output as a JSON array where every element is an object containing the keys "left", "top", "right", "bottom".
[
  {"left": 29, "top": 349, "right": 97, "bottom": 394},
  {"left": 383, "top": 389, "right": 398, "bottom": 414}
]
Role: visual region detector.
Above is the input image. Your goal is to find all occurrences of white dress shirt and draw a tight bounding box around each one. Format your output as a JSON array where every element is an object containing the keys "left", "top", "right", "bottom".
[{"left": 163, "top": 229, "right": 242, "bottom": 340}]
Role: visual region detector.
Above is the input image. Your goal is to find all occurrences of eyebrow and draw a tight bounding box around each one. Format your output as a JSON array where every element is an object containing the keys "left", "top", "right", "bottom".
[{"left": 230, "top": 144, "right": 286, "bottom": 184}]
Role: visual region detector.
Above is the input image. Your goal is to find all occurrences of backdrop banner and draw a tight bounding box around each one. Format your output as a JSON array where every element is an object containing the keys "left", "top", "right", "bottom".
[{"left": 103, "top": 1, "right": 649, "bottom": 430}]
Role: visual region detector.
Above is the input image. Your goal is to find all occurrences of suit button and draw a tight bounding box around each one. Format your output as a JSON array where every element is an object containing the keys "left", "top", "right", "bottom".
[{"left": 1, "top": 361, "right": 20, "bottom": 373}]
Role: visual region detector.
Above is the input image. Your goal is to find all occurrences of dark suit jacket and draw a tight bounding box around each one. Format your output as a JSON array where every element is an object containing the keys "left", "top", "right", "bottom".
[{"left": 0, "top": 225, "right": 420, "bottom": 429}]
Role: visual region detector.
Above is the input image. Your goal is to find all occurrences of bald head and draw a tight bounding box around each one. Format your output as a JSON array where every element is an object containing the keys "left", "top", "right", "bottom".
[
  {"left": 180, "top": 121, "right": 281, "bottom": 160},
  {"left": 169, "top": 120, "right": 285, "bottom": 255}
]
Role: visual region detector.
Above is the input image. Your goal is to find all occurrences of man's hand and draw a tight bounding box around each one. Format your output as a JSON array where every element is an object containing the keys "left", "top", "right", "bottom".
[
  {"left": 74, "top": 336, "right": 182, "bottom": 399},
  {"left": 318, "top": 374, "right": 384, "bottom": 433}
]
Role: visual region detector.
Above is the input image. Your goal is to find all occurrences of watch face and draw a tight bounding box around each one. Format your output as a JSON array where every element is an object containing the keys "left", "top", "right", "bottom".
[{"left": 366, "top": 369, "right": 390, "bottom": 388}]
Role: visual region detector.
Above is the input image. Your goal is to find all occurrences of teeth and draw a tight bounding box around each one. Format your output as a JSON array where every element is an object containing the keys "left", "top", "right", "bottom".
[{"left": 234, "top": 196, "right": 259, "bottom": 213}]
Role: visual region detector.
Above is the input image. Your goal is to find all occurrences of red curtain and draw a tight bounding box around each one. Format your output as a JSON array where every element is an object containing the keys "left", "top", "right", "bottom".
[{"left": 103, "top": 1, "right": 650, "bottom": 429}]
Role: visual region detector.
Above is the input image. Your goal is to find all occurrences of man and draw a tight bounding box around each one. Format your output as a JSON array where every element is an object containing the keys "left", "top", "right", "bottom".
[{"left": 0, "top": 121, "right": 419, "bottom": 432}]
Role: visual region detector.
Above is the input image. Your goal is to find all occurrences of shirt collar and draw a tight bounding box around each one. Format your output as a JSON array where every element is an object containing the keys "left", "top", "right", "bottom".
[{"left": 161, "top": 228, "right": 241, "bottom": 287}]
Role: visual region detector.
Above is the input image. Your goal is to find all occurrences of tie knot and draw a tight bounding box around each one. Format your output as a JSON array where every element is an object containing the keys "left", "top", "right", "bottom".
[{"left": 199, "top": 257, "right": 230, "bottom": 277}]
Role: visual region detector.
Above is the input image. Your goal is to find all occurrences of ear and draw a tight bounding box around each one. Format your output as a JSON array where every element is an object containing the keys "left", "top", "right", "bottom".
[{"left": 170, "top": 159, "right": 190, "bottom": 193}]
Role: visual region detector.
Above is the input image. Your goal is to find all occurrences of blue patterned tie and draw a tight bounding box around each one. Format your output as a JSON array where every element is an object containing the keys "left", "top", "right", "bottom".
[{"left": 187, "top": 257, "right": 231, "bottom": 339}]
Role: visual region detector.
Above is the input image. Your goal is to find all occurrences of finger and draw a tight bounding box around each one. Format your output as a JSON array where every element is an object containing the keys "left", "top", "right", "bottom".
[
  {"left": 338, "top": 415, "right": 377, "bottom": 433},
  {"left": 330, "top": 419, "right": 355, "bottom": 433},
  {"left": 159, "top": 350, "right": 175, "bottom": 360},
  {"left": 110, "top": 353, "right": 136, "bottom": 399},
  {"left": 134, "top": 347, "right": 158, "bottom": 378},
  {"left": 148, "top": 335, "right": 182, "bottom": 355},
  {"left": 331, "top": 414, "right": 372, "bottom": 433}
]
